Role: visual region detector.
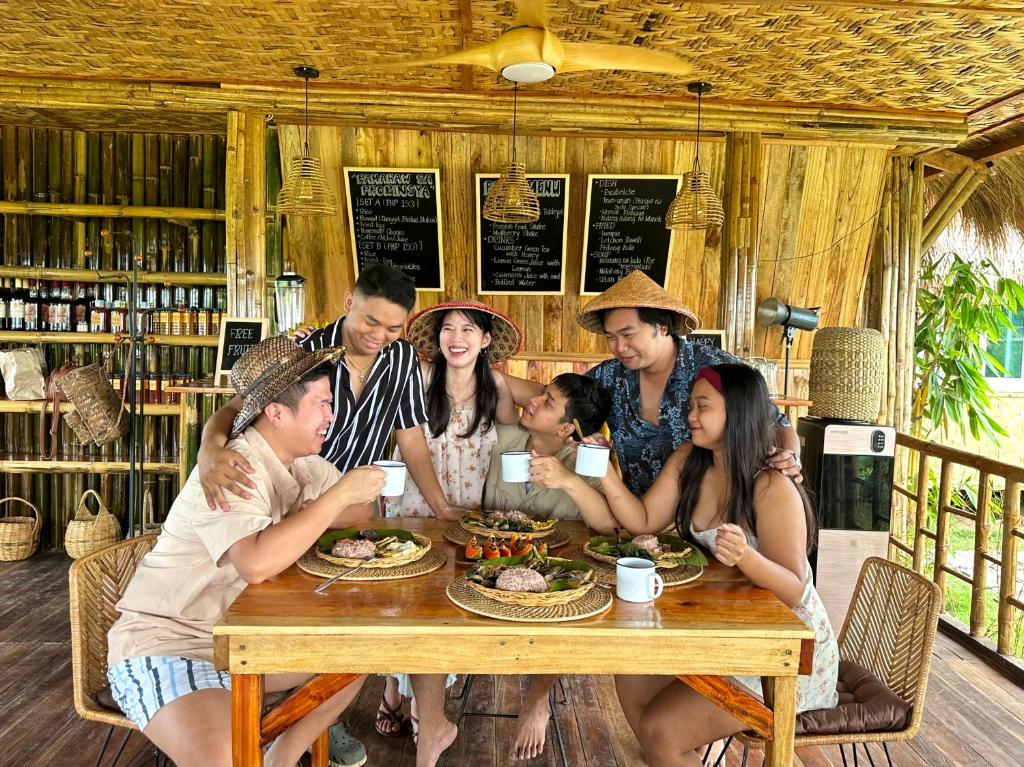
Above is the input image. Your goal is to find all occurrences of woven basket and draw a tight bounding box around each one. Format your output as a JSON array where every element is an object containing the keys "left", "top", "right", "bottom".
[
  {"left": 467, "top": 578, "right": 595, "bottom": 606},
  {"left": 316, "top": 533, "right": 432, "bottom": 569},
  {"left": 65, "top": 490, "right": 122, "bottom": 560},
  {"left": 60, "top": 363, "right": 128, "bottom": 446},
  {"left": 808, "top": 327, "right": 885, "bottom": 422},
  {"left": 0, "top": 498, "right": 41, "bottom": 561}
]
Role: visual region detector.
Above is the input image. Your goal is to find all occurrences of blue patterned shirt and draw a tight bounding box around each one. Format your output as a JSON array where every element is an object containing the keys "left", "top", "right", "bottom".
[{"left": 586, "top": 338, "right": 789, "bottom": 497}]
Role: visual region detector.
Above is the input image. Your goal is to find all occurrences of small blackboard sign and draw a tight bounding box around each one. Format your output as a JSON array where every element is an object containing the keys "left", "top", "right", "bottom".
[
  {"left": 580, "top": 175, "right": 682, "bottom": 295},
  {"left": 344, "top": 167, "right": 445, "bottom": 291},
  {"left": 475, "top": 174, "right": 569, "bottom": 295},
  {"left": 686, "top": 330, "right": 725, "bottom": 350},
  {"left": 215, "top": 317, "right": 270, "bottom": 381}
]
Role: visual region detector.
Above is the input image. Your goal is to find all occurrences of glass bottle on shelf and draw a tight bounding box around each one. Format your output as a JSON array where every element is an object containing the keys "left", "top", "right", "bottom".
[
  {"left": 38, "top": 281, "right": 50, "bottom": 331},
  {"left": 51, "top": 282, "right": 71, "bottom": 332},
  {"left": 73, "top": 284, "right": 90, "bottom": 333},
  {"left": 23, "top": 280, "right": 39, "bottom": 332},
  {"left": 90, "top": 290, "right": 109, "bottom": 333},
  {"left": 109, "top": 289, "right": 128, "bottom": 336},
  {"left": 8, "top": 279, "right": 26, "bottom": 331},
  {"left": 0, "top": 279, "right": 10, "bottom": 331}
]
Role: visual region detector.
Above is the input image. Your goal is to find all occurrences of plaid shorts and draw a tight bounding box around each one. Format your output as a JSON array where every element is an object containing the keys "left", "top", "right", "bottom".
[{"left": 107, "top": 656, "right": 232, "bottom": 731}]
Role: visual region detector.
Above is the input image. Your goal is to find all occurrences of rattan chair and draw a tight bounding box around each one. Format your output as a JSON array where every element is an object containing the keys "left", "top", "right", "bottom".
[
  {"left": 706, "top": 557, "right": 942, "bottom": 767},
  {"left": 69, "top": 534, "right": 163, "bottom": 767}
]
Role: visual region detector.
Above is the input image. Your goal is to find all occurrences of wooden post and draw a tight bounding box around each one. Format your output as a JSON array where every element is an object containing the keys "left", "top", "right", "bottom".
[
  {"left": 225, "top": 111, "right": 268, "bottom": 318},
  {"left": 913, "top": 449, "right": 930, "bottom": 574},
  {"left": 971, "top": 471, "right": 991, "bottom": 637},
  {"left": 719, "top": 132, "right": 762, "bottom": 355},
  {"left": 934, "top": 459, "right": 952, "bottom": 596},
  {"left": 231, "top": 673, "right": 264, "bottom": 767},
  {"left": 998, "top": 480, "right": 1020, "bottom": 655}
]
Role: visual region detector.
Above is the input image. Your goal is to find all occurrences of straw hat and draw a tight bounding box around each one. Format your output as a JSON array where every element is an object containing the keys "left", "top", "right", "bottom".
[
  {"left": 406, "top": 301, "right": 523, "bottom": 362},
  {"left": 576, "top": 271, "right": 700, "bottom": 335},
  {"left": 230, "top": 337, "right": 344, "bottom": 437}
]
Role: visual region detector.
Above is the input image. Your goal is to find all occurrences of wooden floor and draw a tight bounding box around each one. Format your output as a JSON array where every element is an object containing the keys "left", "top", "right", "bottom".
[{"left": 3, "top": 552, "right": 1024, "bottom": 767}]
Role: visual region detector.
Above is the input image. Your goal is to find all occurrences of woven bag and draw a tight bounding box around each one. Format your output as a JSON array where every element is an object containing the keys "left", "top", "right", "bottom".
[
  {"left": 808, "top": 327, "right": 885, "bottom": 422},
  {"left": 65, "top": 489, "right": 121, "bottom": 560},
  {"left": 0, "top": 498, "right": 41, "bottom": 562}
]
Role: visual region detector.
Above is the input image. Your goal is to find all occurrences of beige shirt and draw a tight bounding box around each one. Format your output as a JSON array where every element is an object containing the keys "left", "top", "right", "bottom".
[
  {"left": 482, "top": 424, "right": 600, "bottom": 521},
  {"left": 107, "top": 428, "right": 342, "bottom": 666}
]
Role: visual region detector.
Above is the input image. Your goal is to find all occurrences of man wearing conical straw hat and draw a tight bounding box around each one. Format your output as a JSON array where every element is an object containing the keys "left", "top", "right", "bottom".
[
  {"left": 106, "top": 338, "right": 458, "bottom": 767},
  {"left": 575, "top": 270, "right": 801, "bottom": 496}
]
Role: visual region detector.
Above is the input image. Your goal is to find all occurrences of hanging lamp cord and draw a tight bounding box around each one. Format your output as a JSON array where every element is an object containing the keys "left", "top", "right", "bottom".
[
  {"left": 693, "top": 88, "right": 703, "bottom": 174},
  {"left": 303, "top": 75, "right": 310, "bottom": 157},
  {"left": 512, "top": 83, "right": 519, "bottom": 166}
]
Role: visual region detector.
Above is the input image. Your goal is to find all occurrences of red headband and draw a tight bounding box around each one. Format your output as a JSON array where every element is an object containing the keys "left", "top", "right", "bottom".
[{"left": 694, "top": 367, "right": 724, "bottom": 395}]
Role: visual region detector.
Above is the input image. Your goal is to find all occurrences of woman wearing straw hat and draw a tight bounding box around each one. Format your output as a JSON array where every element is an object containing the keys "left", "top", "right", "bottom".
[
  {"left": 376, "top": 300, "right": 522, "bottom": 741},
  {"left": 506, "top": 271, "right": 801, "bottom": 498}
]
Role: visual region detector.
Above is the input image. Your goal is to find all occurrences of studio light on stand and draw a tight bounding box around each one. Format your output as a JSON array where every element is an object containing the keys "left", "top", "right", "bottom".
[
  {"left": 100, "top": 228, "right": 147, "bottom": 537},
  {"left": 756, "top": 297, "right": 820, "bottom": 397}
]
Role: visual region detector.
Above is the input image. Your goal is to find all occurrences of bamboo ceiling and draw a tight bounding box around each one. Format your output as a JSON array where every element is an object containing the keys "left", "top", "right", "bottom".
[{"left": 0, "top": 2, "right": 1022, "bottom": 144}]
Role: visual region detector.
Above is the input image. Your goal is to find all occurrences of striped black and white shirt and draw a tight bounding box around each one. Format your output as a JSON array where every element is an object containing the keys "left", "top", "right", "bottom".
[{"left": 298, "top": 317, "right": 427, "bottom": 473}]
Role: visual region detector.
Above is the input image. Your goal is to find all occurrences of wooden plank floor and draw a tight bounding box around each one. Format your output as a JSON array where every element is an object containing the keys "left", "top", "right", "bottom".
[{"left": 3, "top": 552, "right": 1023, "bottom": 767}]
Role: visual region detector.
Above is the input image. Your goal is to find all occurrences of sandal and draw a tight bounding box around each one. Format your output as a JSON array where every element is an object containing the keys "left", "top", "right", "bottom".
[{"left": 375, "top": 696, "right": 411, "bottom": 738}]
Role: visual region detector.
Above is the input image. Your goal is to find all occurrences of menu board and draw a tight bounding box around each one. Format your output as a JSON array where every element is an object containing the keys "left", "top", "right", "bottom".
[
  {"left": 475, "top": 174, "right": 569, "bottom": 295},
  {"left": 580, "top": 175, "right": 682, "bottom": 295},
  {"left": 687, "top": 330, "right": 725, "bottom": 350},
  {"left": 344, "top": 167, "right": 445, "bottom": 291}
]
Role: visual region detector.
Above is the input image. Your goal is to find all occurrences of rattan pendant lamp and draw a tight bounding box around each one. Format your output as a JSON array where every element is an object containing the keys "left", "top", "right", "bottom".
[
  {"left": 483, "top": 83, "right": 540, "bottom": 224},
  {"left": 665, "top": 81, "right": 723, "bottom": 231},
  {"left": 276, "top": 65, "right": 338, "bottom": 216}
]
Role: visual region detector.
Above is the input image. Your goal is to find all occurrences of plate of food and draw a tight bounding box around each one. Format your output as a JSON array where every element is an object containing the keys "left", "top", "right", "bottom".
[
  {"left": 464, "top": 549, "right": 594, "bottom": 606},
  {"left": 459, "top": 532, "right": 549, "bottom": 564},
  {"left": 316, "top": 528, "right": 431, "bottom": 569},
  {"left": 584, "top": 531, "right": 707, "bottom": 569},
  {"left": 459, "top": 509, "right": 559, "bottom": 539}
]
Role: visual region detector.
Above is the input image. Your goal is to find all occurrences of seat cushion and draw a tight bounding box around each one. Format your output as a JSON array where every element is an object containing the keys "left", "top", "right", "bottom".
[
  {"left": 94, "top": 685, "right": 123, "bottom": 714},
  {"left": 795, "top": 660, "right": 913, "bottom": 735}
]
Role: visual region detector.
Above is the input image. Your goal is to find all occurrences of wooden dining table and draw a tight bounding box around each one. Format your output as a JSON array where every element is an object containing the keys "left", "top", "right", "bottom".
[{"left": 214, "top": 518, "right": 814, "bottom": 767}]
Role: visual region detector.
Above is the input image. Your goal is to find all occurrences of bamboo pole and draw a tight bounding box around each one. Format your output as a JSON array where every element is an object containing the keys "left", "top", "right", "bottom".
[
  {"left": 912, "top": 449, "right": 929, "bottom": 573},
  {"left": 0, "top": 200, "right": 225, "bottom": 220},
  {"left": 934, "top": 459, "right": 953, "bottom": 596},
  {"left": 921, "top": 167, "right": 975, "bottom": 244},
  {"left": 921, "top": 168, "right": 988, "bottom": 253},
  {"left": 73, "top": 131, "right": 87, "bottom": 267},
  {"left": 971, "top": 471, "right": 991, "bottom": 637},
  {"left": 998, "top": 480, "right": 1021, "bottom": 655},
  {"left": 0, "top": 331, "right": 218, "bottom": 346},
  {"left": 0, "top": 265, "right": 224, "bottom": 285}
]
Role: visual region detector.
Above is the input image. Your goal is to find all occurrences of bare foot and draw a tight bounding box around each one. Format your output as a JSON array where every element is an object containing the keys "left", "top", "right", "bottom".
[
  {"left": 414, "top": 718, "right": 457, "bottom": 767},
  {"left": 510, "top": 698, "right": 549, "bottom": 761}
]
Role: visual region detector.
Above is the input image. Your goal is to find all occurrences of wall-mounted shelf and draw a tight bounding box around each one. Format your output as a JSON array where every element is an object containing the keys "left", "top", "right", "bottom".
[
  {"left": 0, "top": 200, "right": 225, "bottom": 221},
  {"left": 0, "top": 331, "right": 219, "bottom": 347},
  {"left": 0, "top": 459, "right": 179, "bottom": 474},
  {"left": 0, "top": 265, "right": 225, "bottom": 286},
  {"left": 0, "top": 400, "right": 179, "bottom": 416}
]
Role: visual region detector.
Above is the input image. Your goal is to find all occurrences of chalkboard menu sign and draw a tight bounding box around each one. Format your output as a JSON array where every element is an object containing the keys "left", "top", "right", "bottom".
[
  {"left": 344, "top": 167, "right": 445, "bottom": 291},
  {"left": 215, "top": 317, "right": 270, "bottom": 382},
  {"left": 475, "top": 174, "right": 570, "bottom": 295},
  {"left": 686, "top": 330, "right": 725, "bottom": 350},
  {"left": 580, "top": 175, "right": 682, "bottom": 295}
]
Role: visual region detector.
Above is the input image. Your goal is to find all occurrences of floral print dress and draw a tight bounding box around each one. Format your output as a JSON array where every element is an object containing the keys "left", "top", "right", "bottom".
[
  {"left": 385, "top": 407, "right": 497, "bottom": 517},
  {"left": 690, "top": 524, "right": 840, "bottom": 712}
]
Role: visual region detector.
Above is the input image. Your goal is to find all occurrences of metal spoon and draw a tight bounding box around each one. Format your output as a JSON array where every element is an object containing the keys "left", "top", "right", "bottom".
[{"left": 314, "top": 556, "right": 375, "bottom": 594}]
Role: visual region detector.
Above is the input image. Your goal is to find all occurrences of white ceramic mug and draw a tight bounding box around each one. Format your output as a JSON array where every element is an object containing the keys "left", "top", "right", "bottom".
[
  {"left": 615, "top": 557, "right": 665, "bottom": 603},
  {"left": 372, "top": 460, "right": 407, "bottom": 496},
  {"left": 501, "top": 451, "right": 532, "bottom": 483},
  {"left": 575, "top": 443, "right": 611, "bottom": 477}
]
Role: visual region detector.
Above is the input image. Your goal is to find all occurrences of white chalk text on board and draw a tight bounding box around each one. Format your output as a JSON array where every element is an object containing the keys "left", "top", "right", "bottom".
[
  {"left": 344, "top": 168, "right": 445, "bottom": 291},
  {"left": 687, "top": 330, "right": 725, "bottom": 350},
  {"left": 476, "top": 174, "right": 569, "bottom": 295},
  {"left": 215, "top": 317, "right": 270, "bottom": 382},
  {"left": 581, "top": 175, "right": 682, "bottom": 296}
]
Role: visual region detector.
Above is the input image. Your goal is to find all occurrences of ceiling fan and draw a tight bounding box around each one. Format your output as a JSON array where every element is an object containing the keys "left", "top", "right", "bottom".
[{"left": 390, "top": 0, "right": 694, "bottom": 83}]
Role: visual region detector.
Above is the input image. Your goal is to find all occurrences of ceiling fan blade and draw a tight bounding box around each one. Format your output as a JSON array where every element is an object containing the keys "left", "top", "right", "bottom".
[
  {"left": 379, "top": 42, "right": 499, "bottom": 72},
  {"left": 558, "top": 42, "right": 694, "bottom": 76},
  {"left": 513, "top": 0, "right": 549, "bottom": 29}
]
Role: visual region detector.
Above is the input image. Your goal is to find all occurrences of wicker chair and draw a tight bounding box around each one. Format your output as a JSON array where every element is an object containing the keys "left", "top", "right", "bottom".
[
  {"left": 69, "top": 534, "right": 162, "bottom": 767},
  {"left": 708, "top": 557, "right": 942, "bottom": 767}
]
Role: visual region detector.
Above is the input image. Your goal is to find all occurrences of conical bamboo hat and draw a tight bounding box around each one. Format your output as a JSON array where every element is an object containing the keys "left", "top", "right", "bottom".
[{"left": 576, "top": 271, "right": 699, "bottom": 335}]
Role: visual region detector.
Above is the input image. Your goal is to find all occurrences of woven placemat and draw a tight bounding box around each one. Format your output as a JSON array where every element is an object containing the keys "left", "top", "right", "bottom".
[
  {"left": 561, "top": 546, "right": 704, "bottom": 588},
  {"left": 298, "top": 547, "right": 446, "bottom": 581},
  {"left": 442, "top": 521, "right": 570, "bottom": 550},
  {"left": 446, "top": 576, "right": 613, "bottom": 623}
]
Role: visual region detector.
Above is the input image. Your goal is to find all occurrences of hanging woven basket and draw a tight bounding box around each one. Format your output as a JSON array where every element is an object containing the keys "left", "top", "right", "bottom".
[
  {"left": 808, "top": 327, "right": 885, "bottom": 422},
  {"left": 483, "top": 162, "right": 541, "bottom": 224},
  {"left": 665, "top": 170, "right": 724, "bottom": 230},
  {"left": 276, "top": 155, "right": 338, "bottom": 216}
]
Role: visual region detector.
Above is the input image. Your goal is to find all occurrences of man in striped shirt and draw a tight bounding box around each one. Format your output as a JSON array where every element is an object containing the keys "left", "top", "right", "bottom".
[{"left": 196, "top": 264, "right": 454, "bottom": 519}]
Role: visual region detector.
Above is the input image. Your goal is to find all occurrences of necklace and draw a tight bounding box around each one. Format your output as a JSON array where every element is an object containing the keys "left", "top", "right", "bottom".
[
  {"left": 345, "top": 354, "right": 374, "bottom": 383},
  {"left": 446, "top": 385, "right": 476, "bottom": 408}
]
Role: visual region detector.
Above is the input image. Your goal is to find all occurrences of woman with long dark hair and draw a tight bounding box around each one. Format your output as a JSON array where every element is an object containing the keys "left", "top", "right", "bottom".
[{"left": 577, "top": 363, "right": 838, "bottom": 764}]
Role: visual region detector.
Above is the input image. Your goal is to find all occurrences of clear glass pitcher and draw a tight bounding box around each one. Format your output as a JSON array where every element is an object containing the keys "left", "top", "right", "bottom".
[{"left": 274, "top": 261, "right": 306, "bottom": 336}]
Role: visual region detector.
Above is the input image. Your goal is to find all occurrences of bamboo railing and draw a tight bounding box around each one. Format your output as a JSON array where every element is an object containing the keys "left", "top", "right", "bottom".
[{"left": 891, "top": 432, "right": 1024, "bottom": 656}]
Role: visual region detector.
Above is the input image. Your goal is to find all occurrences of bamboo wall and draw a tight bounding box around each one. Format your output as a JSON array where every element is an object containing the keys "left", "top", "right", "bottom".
[
  {"left": 278, "top": 125, "right": 891, "bottom": 360},
  {"left": 0, "top": 127, "right": 226, "bottom": 548}
]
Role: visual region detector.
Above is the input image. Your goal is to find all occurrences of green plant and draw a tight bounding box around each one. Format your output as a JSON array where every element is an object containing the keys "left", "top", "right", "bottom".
[{"left": 914, "top": 253, "right": 1024, "bottom": 443}]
